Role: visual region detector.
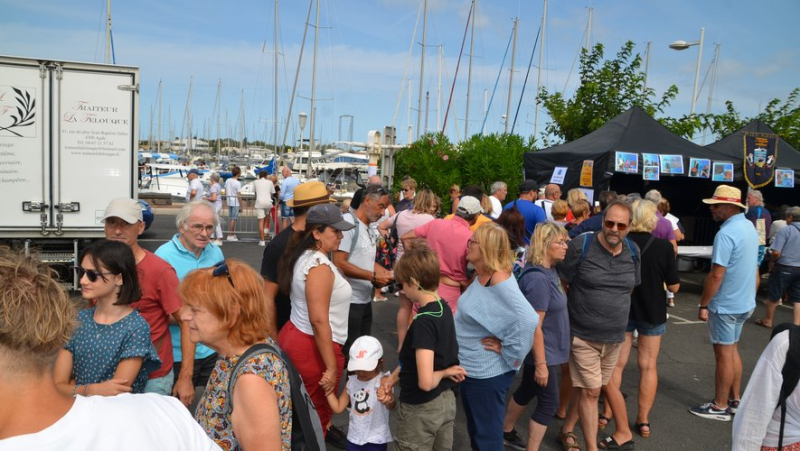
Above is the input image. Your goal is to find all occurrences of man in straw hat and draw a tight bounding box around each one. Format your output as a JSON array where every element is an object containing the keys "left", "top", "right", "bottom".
[
  {"left": 690, "top": 185, "right": 758, "bottom": 422},
  {"left": 260, "top": 181, "right": 337, "bottom": 333}
]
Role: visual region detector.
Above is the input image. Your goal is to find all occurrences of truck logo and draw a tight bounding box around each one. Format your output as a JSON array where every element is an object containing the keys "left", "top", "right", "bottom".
[{"left": 0, "top": 86, "right": 36, "bottom": 138}]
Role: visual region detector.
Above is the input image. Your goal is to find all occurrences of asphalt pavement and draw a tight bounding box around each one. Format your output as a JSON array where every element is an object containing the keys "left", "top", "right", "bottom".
[{"left": 141, "top": 209, "right": 784, "bottom": 450}]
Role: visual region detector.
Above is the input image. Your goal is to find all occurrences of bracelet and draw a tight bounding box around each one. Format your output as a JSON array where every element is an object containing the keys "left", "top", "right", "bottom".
[
  {"left": 72, "top": 385, "right": 80, "bottom": 397},
  {"left": 372, "top": 272, "right": 377, "bottom": 284},
  {"left": 83, "top": 384, "right": 89, "bottom": 396},
  {"left": 535, "top": 361, "right": 547, "bottom": 366},
  {"left": 698, "top": 305, "right": 708, "bottom": 310}
]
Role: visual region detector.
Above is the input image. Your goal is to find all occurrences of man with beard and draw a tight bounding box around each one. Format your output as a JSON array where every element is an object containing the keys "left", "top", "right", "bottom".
[
  {"left": 557, "top": 201, "right": 641, "bottom": 451},
  {"left": 333, "top": 184, "right": 394, "bottom": 360}
]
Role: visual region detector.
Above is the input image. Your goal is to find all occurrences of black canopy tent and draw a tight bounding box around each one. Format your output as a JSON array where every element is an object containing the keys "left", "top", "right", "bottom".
[
  {"left": 705, "top": 120, "right": 800, "bottom": 207},
  {"left": 523, "top": 106, "right": 732, "bottom": 244}
]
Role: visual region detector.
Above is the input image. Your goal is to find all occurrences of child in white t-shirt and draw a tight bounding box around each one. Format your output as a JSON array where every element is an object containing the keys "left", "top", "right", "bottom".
[{"left": 327, "top": 336, "right": 394, "bottom": 450}]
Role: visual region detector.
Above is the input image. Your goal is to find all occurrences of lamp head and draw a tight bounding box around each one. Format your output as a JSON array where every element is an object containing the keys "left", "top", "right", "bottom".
[{"left": 669, "top": 40, "right": 691, "bottom": 50}]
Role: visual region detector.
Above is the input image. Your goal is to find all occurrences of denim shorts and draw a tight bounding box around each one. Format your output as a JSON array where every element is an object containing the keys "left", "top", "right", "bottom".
[
  {"left": 767, "top": 265, "right": 800, "bottom": 302},
  {"left": 280, "top": 203, "right": 295, "bottom": 218},
  {"left": 143, "top": 370, "right": 174, "bottom": 396},
  {"left": 708, "top": 309, "right": 753, "bottom": 345},
  {"left": 625, "top": 319, "right": 666, "bottom": 336},
  {"left": 228, "top": 206, "right": 240, "bottom": 220}
]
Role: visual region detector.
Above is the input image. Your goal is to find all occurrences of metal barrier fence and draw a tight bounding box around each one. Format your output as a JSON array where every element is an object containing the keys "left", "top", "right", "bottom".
[{"left": 218, "top": 194, "right": 280, "bottom": 242}]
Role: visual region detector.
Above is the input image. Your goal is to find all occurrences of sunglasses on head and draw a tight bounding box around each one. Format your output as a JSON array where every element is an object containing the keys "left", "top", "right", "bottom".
[
  {"left": 212, "top": 260, "right": 235, "bottom": 288},
  {"left": 603, "top": 220, "right": 629, "bottom": 231},
  {"left": 76, "top": 266, "right": 115, "bottom": 283}
]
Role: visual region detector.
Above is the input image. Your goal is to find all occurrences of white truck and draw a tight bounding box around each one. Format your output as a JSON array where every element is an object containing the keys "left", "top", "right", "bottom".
[{"left": 0, "top": 55, "right": 139, "bottom": 289}]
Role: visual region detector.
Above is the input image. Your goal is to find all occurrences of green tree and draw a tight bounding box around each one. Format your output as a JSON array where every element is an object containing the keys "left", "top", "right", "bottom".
[
  {"left": 393, "top": 133, "right": 461, "bottom": 210},
  {"left": 707, "top": 88, "right": 800, "bottom": 149},
  {"left": 538, "top": 41, "right": 678, "bottom": 145},
  {"left": 457, "top": 133, "right": 529, "bottom": 200}
]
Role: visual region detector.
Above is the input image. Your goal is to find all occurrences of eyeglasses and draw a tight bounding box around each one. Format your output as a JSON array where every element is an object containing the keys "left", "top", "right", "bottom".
[
  {"left": 187, "top": 223, "right": 215, "bottom": 234},
  {"left": 212, "top": 261, "right": 235, "bottom": 288},
  {"left": 603, "top": 220, "right": 629, "bottom": 231},
  {"left": 76, "top": 266, "right": 115, "bottom": 283},
  {"left": 551, "top": 240, "right": 569, "bottom": 247}
]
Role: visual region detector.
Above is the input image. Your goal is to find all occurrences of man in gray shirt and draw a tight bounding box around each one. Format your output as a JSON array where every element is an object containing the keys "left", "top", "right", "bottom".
[
  {"left": 755, "top": 206, "right": 800, "bottom": 328},
  {"left": 557, "top": 200, "right": 641, "bottom": 451}
]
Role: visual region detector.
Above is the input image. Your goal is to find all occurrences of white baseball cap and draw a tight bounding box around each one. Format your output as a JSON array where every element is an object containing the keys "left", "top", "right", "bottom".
[
  {"left": 103, "top": 198, "right": 143, "bottom": 224},
  {"left": 347, "top": 336, "right": 383, "bottom": 372}
]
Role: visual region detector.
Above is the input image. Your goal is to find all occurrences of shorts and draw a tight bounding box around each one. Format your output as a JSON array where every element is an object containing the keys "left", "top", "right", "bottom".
[
  {"left": 394, "top": 390, "right": 456, "bottom": 451},
  {"left": 143, "top": 370, "right": 174, "bottom": 396},
  {"left": 256, "top": 206, "right": 272, "bottom": 219},
  {"left": 280, "top": 203, "right": 295, "bottom": 218},
  {"left": 708, "top": 309, "right": 753, "bottom": 345},
  {"left": 767, "top": 265, "right": 800, "bottom": 302},
  {"left": 228, "top": 206, "right": 240, "bottom": 220},
  {"left": 568, "top": 336, "right": 622, "bottom": 389},
  {"left": 625, "top": 319, "right": 666, "bottom": 336}
]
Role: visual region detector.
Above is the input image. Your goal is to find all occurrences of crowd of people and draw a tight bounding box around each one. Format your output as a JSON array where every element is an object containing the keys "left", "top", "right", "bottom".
[{"left": 1, "top": 168, "right": 800, "bottom": 451}]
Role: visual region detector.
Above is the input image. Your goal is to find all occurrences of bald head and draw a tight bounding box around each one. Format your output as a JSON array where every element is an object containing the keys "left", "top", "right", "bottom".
[
  {"left": 545, "top": 184, "right": 562, "bottom": 200},
  {"left": 368, "top": 175, "right": 381, "bottom": 185}
]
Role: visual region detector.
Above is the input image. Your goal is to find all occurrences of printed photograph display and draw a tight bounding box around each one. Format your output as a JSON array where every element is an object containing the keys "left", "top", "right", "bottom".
[
  {"left": 643, "top": 165, "right": 660, "bottom": 181},
  {"left": 775, "top": 169, "right": 795, "bottom": 188},
  {"left": 642, "top": 153, "right": 659, "bottom": 167},
  {"left": 615, "top": 151, "right": 639, "bottom": 174},
  {"left": 659, "top": 154, "right": 684, "bottom": 175},
  {"left": 688, "top": 158, "right": 711, "bottom": 178},
  {"left": 712, "top": 162, "right": 734, "bottom": 182}
]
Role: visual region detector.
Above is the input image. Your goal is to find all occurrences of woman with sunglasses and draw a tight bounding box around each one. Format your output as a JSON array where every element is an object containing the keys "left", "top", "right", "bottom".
[
  {"left": 501, "top": 222, "right": 571, "bottom": 451},
  {"left": 54, "top": 240, "right": 160, "bottom": 397},
  {"left": 600, "top": 200, "right": 680, "bottom": 440},
  {"left": 277, "top": 203, "right": 355, "bottom": 437},
  {"left": 455, "top": 222, "right": 538, "bottom": 450},
  {"left": 180, "top": 259, "right": 291, "bottom": 450}
]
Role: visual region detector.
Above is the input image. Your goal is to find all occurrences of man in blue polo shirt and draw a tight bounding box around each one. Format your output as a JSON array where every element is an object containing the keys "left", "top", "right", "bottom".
[
  {"left": 503, "top": 180, "right": 546, "bottom": 244},
  {"left": 691, "top": 185, "right": 758, "bottom": 422},
  {"left": 155, "top": 199, "right": 224, "bottom": 407}
]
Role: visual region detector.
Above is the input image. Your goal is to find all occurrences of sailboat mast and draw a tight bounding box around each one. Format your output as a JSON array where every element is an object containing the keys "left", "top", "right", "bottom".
[
  {"left": 585, "top": 7, "right": 592, "bottom": 50},
  {"left": 505, "top": 17, "right": 518, "bottom": 134},
  {"left": 216, "top": 79, "right": 221, "bottom": 156},
  {"left": 643, "top": 41, "right": 651, "bottom": 93},
  {"left": 437, "top": 45, "right": 442, "bottom": 131},
  {"left": 306, "top": 0, "right": 321, "bottom": 179},
  {"left": 702, "top": 43, "right": 721, "bottom": 144},
  {"left": 465, "top": 0, "right": 476, "bottom": 138},
  {"left": 274, "top": 0, "right": 280, "bottom": 155},
  {"left": 157, "top": 80, "right": 162, "bottom": 152},
  {"left": 533, "top": 0, "right": 547, "bottom": 144},
  {"left": 416, "top": 0, "right": 427, "bottom": 140},
  {"left": 239, "top": 89, "right": 245, "bottom": 151},
  {"left": 407, "top": 79, "right": 413, "bottom": 143},
  {"left": 105, "top": 0, "right": 112, "bottom": 64}
]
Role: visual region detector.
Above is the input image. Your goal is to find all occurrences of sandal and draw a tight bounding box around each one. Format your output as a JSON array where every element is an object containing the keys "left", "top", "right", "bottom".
[
  {"left": 558, "top": 430, "right": 581, "bottom": 451},
  {"left": 754, "top": 318, "right": 773, "bottom": 329},
  {"left": 598, "top": 414, "right": 611, "bottom": 430},
  {"left": 635, "top": 422, "right": 651, "bottom": 438},
  {"left": 598, "top": 436, "right": 635, "bottom": 450}
]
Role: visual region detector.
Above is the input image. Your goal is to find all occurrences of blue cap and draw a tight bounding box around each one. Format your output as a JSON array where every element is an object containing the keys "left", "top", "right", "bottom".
[{"left": 188, "top": 168, "right": 200, "bottom": 176}]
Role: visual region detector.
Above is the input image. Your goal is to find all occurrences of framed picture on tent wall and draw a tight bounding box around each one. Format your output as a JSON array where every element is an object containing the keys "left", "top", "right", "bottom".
[
  {"left": 643, "top": 165, "right": 660, "bottom": 181},
  {"left": 643, "top": 153, "right": 659, "bottom": 167},
  {"left": 775, "top": 169, "right": 795, "bottom": 188},
  {"left": 659, "top": 155, "right": 684, "bottom": 175},
  {"left": 688, "top": 158, "right": 711, "bottom": 178},
  {"left": 712, "top": 162, "right": 734, "bottom": 182},
  {"left": 615, "top": 151, "right": 639, "bottom": 174}
]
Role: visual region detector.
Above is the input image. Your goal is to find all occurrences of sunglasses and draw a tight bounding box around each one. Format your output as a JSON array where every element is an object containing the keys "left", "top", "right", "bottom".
[
  {"left": 76, "top": 266, "right": 115, "bottom": 283},
  {"left": 603, "top": 220, "right": 629, "bottom": 231},
  {"left": 212, "top": 260, "right": 235, "bottom": 288}
]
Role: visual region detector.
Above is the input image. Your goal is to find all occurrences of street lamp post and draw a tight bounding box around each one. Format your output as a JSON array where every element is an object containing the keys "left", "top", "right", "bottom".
[
  {"left": 298, "top": 111, "right": 307, "bottom": 179},
  {"left": 669, "top": 27, "right": 705, "bottom": 116}
]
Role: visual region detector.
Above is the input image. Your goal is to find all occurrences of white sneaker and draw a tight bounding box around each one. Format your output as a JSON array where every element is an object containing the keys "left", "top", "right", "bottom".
[
  {"left": 259, "top": 240, "right": 266, "bottom": 247},
  {"left": 213, "top": 239, "right": 224, "bottom": 246},
  {"left": 227, "top": 235, "right": 238, "bottom": 242}
]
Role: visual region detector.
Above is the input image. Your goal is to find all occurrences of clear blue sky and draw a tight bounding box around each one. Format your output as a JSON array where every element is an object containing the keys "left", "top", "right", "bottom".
[{"left": 2, "top": 0, "right": 798, "bottom": 148}]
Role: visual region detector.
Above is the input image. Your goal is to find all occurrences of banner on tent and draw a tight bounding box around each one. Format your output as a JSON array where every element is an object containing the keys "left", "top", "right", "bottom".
[
  {"left": 580, "top": 160, "right": 593, "bottom": 187},
  {"left": 744, "top": 132, "right": 777, "bottom": 188}
]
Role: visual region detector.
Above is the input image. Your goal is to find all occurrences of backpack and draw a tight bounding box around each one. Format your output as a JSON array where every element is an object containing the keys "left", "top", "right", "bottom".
[
  {"left": 228, "top": 342, "right": 325, "bottom": 451},
  {"left": 773, "top": 324, "right": 800, "bottom": 451},
  {"left": 577, "top": 232, "right": 639, "bottom": 265}
]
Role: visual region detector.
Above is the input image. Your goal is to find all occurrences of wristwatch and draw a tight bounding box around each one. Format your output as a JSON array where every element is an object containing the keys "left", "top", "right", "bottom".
[{"left": 698, "top": 305, "right": 708, "bottom": 310}]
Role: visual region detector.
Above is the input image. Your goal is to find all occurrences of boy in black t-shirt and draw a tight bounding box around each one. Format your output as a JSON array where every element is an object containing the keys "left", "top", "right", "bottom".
[{"left": 378, "top": 244, "right": 466, "bottom": 450}]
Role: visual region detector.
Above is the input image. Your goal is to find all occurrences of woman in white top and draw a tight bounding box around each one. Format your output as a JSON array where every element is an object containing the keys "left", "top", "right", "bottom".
[
  {"left": 205, "top": 172, "right": 224, "bottom": 245},
  {"left": 277, "top": 203, "right": 354, "bottom": 436},
  {"left": 378, "top": 188, "right": 440, "bottom": 349}
]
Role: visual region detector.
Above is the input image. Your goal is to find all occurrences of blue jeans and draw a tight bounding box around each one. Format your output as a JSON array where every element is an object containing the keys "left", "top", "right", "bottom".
[
  {"left": 708, "top": 309, "right": 753, "bottom": 345},
  {"left": 280, "top": 203, "right": 295, "bottom": 218},
  {"left": 460, "top": 371, "right": 515, "bottom": 451},
  {"left": 144, "top": 370, "right": 174, "bottom": 395}
]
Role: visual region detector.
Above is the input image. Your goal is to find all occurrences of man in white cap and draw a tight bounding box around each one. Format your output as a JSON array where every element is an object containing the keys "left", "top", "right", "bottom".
[
  {"left": 690, "top": 185, "right": 758, "bottom": 421},
  {"left": 186, "top": 168, "right": 203, "bottom": 202},
  {"left": 102, "top": 198, "right": 191, "bottom": 403}
]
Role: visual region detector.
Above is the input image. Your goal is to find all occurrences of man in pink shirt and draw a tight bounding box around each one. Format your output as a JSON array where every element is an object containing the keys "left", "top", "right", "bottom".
[{"left": 401, "top": 196, "right": 481, "bottom": 312}]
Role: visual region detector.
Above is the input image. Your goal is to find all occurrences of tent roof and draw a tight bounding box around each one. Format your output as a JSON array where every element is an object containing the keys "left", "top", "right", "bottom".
[
  {"left": 524, "top": 106, "right": 728, "bottom": 191},
  {"left": 705, "top": 120, "right": 800, "bottom": 175}
]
